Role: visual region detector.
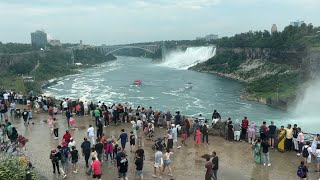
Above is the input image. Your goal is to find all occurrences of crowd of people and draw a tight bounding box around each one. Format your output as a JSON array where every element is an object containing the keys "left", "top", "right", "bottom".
[{"left": 1, "top": 92, "right": 320, "bottom": 180}]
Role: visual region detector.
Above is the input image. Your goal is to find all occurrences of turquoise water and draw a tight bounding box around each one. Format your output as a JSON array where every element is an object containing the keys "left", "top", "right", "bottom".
[{"left": 45, "top": 56, "right": 302, "bottom": 130}]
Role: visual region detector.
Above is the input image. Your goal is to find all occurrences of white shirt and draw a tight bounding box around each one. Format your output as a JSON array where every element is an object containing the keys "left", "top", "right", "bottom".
[
  {"left": 3, "top": 93, "right": 8, "bottom": 100},
  {"left": 87, "top": 127, "right": 95, "bottom": 137},
  {"left": 68, "top": 141, "right": 76, "bottom": 149},
  {"left": 38, "top": 97, "right": 42, "bottom": 102},
  {"left": 137, "top": 120, "right": 143, "bottom": 127},
  {"left": 53, "top": 107, "right": 58, "bottom": 113},
  {"left": 298, "top": 132, "right": 304, "bottom": 143},
  {"left": 84, "top": 102, "right": 88, "bottom": 109},
  {"left": 62, "top": 101, "right": 68, "bottom": 108}
]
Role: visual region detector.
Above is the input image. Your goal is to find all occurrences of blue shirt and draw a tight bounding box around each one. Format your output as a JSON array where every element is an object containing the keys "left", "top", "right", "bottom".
[{"left": 120, "top": 132, "right": 128, "bottom": 144}]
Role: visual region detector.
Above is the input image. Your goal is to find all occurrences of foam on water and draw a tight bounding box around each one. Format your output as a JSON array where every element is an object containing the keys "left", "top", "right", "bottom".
[{"left": 160, "top": 46, "right": 216, "bottom": 69}]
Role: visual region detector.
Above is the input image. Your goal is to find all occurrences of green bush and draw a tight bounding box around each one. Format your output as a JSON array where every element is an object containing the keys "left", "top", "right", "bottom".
[{"left": 0, "top": 153, "right": 38, "bottom": 180}]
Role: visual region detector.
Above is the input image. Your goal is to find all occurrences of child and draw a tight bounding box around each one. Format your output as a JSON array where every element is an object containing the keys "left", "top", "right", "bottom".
[
  {"left": 47, "top": 117, "right": 54, "bottom": 135},
  {"left": 130, "top": 131, "right": 135, "bottom": 153},
  {"left": 112, "top": 140, "right": 119, "bottom": 161},
  {"left": 69, "top": 116, "right": 76, "bottom": 129},
  {"left": 27, "top": 110, "right": 34, "bottom": 125},
  {"left": 195, "top": 127, "right": 201, "bottom": 147}
]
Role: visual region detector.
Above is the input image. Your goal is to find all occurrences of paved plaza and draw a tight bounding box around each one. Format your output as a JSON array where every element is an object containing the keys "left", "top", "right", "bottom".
[{"left": 8, "top": 107, "right": 320, "bottom": 180}]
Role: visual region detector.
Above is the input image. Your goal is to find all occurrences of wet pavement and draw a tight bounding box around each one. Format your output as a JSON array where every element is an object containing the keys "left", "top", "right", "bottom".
[{"left": 7, "top": 106, "right": 320, "bottom": 180}]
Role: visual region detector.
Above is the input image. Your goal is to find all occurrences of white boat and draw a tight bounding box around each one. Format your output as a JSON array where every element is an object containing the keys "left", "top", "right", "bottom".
[{"left": 185, "top": 82, "right": 192, "bottom": 89}]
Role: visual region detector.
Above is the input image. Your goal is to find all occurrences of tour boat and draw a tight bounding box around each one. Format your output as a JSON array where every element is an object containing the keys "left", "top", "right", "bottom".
[
  {"left": 185, "top": 82, "right": 192, "bottom": 89},
  {"left": 133, "top": 80, "right": 142, "bottom": 85}
]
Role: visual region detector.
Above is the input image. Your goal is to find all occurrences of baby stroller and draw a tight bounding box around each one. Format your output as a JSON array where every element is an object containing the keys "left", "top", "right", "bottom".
[
  {"left": 15, "top": 109, "right": 21, "bottom": 118},
  {"left": 152, "top": 137, "right": 166, "bottom": 151}
]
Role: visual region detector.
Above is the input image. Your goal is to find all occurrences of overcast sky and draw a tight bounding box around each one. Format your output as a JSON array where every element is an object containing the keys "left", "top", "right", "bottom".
[{"left": 0, "top": 0, "right": 319, "bottom": 45}]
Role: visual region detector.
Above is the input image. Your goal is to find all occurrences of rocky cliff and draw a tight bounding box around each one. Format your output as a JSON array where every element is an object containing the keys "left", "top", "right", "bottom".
[{"left": 190, "top": 47, "right": 319, "bottom": 110}]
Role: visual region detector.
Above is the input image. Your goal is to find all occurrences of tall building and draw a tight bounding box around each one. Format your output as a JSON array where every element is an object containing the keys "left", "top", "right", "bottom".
[
  {"left": 271, "top": 24, "right": 277, "bottom": 33},
  {"left": 31, "top": 30, "right": 47, "bottom": 49},
  {"left": 290, "top": 20, "right": 305, "bottom": 27},
  {"left": 205, "top": 34, "right": 218, "bottom": 41},
  {"left": 49, "top": 39, "right": 61, "bottom": 46}
]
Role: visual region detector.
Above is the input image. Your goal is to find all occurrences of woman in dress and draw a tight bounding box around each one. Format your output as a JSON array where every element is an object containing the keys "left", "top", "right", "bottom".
[
  {"left": 227, "top": 121, "right": 234, "bottom": 143},
  {"left": 162, "top": 148, "right": 174, "bottom": 177},
  {"left": 253, "top": 139, "right": 262, "bottom": 164},
  {"left": 195, "top": 127, "right": 201, "bottom": 147},
  {"left": 247, "top": 121, "right": 256, "bottom": 144},
  {"left": 277, "top": 126, "right": 286, "bottom": 152}
]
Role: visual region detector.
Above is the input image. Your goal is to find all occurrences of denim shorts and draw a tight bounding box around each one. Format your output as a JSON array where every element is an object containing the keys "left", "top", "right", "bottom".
[
  {"left": 316, "top": 157, "right": 320, "bottom": 164},
  {"left": 135, "top": 170, "right": 143, "bottom": 177},
  {"left": 119, "top": 172, "right": 127, "bottom": 178}
]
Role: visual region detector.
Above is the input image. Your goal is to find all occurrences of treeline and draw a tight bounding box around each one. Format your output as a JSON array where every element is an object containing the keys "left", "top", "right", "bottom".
[
  {"left": 74, "top": 48, "right": 116, "bottom": 64},
  {"left": 0, "top": 42, "right": 33, "bottom": 54},
  {"left": 215, "top": 23, "right": 320, "bottom": 49}
]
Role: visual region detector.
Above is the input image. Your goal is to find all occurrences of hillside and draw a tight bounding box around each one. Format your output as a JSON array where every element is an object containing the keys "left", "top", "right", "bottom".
[{"left": 190, "top": 24, "right": 320, "bottom": 109}]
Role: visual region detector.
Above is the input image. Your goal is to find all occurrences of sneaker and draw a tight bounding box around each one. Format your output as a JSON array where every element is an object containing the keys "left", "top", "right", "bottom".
[
  {"left": 168, "top": 174, "right": 173, "bottom": 176},
  {"left": 263, "top": 163, "right": 266, "bottom": 166},
  {"left": 177, "top": 146, "right": 181, "bottom": 149},
  {"left": 152, "top": 174, "right": 157, "bottom": 178},
  {"left": 54, "top": 137, "right": 58, "bottom": 140},
  {"left": 63, "top": 174, "right": 67, "bottom": 179},
  {"left": 297, "top": 153, "right": 301, "bottom": 156},
  {"left": 267, "top": 163, "right": 271, "bottom": 167},
  {"left": 104, "top": 126, "right": 106, "bottom": 127},
  {"left": 73, "top": 170, "right": 77, "bottom": 173}
]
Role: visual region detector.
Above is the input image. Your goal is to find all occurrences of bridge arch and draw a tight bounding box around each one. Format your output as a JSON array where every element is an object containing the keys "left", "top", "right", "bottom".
[{"left": 102, "top": 46, "right": 157, "bottom": 56}]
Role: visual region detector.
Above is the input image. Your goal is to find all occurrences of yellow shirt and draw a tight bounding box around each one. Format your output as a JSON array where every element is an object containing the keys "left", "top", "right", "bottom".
[{"left": 285, "top": 128, "right": 293, "bottom": 139}]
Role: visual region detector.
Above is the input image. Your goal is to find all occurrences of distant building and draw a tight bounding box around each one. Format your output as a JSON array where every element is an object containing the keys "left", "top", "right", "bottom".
[
  {"left": 80, "top": 40, "right": 83, "bottom": 45},
  {"left": 205, "top": 34, "right": 218, "bottom": 41},
  {"left": 290, "top": 20, "right": 305, "bottom": 27},
  {"left": 31, "top": 30, "right": 47, "bottom": 49},
  {"left": 271, "top": 24, "right": 277, "bottom": 33},
  {"left": 195, "top": 34, "right": 218, "bottom": 41},
  {"left": 49, "top": 39, "right": 61, "bottom": 46}
]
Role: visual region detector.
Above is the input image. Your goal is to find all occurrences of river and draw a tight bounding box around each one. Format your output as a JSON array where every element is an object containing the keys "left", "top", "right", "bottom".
[{"left": 44, "top": 49, "right": 316, "bottom": 132}]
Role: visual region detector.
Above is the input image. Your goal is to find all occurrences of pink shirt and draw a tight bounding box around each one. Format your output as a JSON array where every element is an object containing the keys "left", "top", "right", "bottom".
[{"left": 92, "top": 160, "right": 101, "bottom": 175}]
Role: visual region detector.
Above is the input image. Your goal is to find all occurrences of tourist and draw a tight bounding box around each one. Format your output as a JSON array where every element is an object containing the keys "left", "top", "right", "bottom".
[
  {"left": 233, "top": 119, "right": 241, "bottom": 142},
  {"left": 195, "top": 127, "right": 201, "bottom": 147},
  {"left": 198, "top": 114, "right": 205, "bottom": 129},
  {"left": 53, "top": 105, "right": 58, "bottom": 116},
  {"left": 9, "top": 101, "right": 16, "bottom": 118},
  {"left": 311, "top": 134, "right": 320, "bottom": 154},
  {"left": 261, "top": 138, "right": 271, "bottom": 166},
  {"left": 165, "top": 111, "right": 172, "bottom": 128},
  {"left": 22, "top": 109, "right": 28, "bottom": 125},
  {"left": 130, "top": 131, "right": 136, "bottom": 153},
  {"left": 162, "top": 148, "right": 174, "bottom": 177},
  {"left": 285, "top": 124, "right": 293, "bottom": 151},
  {"left": 167, "top": 128, "right": 174, "bottom": 149},
  {"left": 81, "top": 137, "right": 91, "bottom": 168},
  {"left": 253, "top": 139, "right": 262, "bottom": 164},
  {"left": 135, "top": 148, "right": 144, "bottom": 180},
  {"left": 68, "top": 138, "right": 76, "bottom": 150},
  {"left": 95, "top": 138, "right": 104, "bottom": 162},
  {"left": 94, "top": 106, "right": 100, "bottom": 126},
  {"left": 259, "top": 121, "right": 268, "bottom": 140},
  {"left": 181, "top": 123, "right": 187, "bottom": 145},
  {"left": 65, "top": 109, "right": 71, "bottom": 127},
  {"left": 278, "top": 126, "right": 286, "bottom": 152},
  {"left": 157, "top": 111, "right": 164, "bottom": 128},
  {"left": 211, "top": 151, "right": 219, "bottom": 180},
  {"left": 153, "top": 147, "right": 163, "bottom": 178},
  {"left": 56, "top": 145, "right": 67, "bottom": 178},
  {"left": 27, "top": 109, "right": 34, "bottom": 125},
  {"left": 227, "top": 120, "right": 234, "bottom": 143},
  {"left": 302, "top": 141, "right": 312, "bottom": 167},
  {"left": 53, "top": 118, "right": 59, "bottom": 140},
  {"left": 83, "top": 101, "right": 89, "bottom": 116},
  {"left": 49, "top": 148, "right": 67, "bottom": 178},
  {"left": 69, "top": 115, "right": 76, "bottom": 129},
  {"left": 104, "top": 138, "right": 113, "bottom": 163},
  {"left": 224, "top": 118, "right": 231, "bottom": 140},
  {"left": 131, "top": 120, "right": 138, "bottom": 141},
  {"left": 87, "top": 147, "right": 98, "bottom": 175},
  {"left": 315, "top": 144, "right": 320, "bottom": 172},
  {"left": 248, "top": 121, "right": 256, "bottom": 144},
  {"left": 211, "top": 110, "right": 221, "bottom": 126},
  {"left": 118, "top": 153, "right": 128, "bottom": 180},
  {"left": 297, "top": 128, "right": 304, "bottom": 156},
  {"left": 103, "top": 109, "right": 109, "bottom": 127},
  {"left": 205, "top": 156, "right": 213, "bottom": 180},
  {"left": 62, "top": 130, "right": 71, "bottom": 144},
  {"left": 96, "top": 119, "right": 103, "bottom": 139},
  {"left": 172, "top": 124, "right": 181, "bottom": 149},
  {"left": 116, "top": 147, "right": 125, "bottom": 178},
  {"left": 201, "top": 120, "right": 209, "bottom": 145},
  {"left": 240, "top": 117, "right": 249, "bottom": 140},
  {"left": 87, "top": 124, "right": 95, "bottom": 145},
  {"left": 268, "top": 121, "right": 277, "bottom": 149},
  {"left": 118, "top": 129, "right": 128, "bottom": 151},
  {"left": 297, "top": 161, "right": 308, "bottom": 180},
  {"left": 91, "top": 156, "right": 102, "bottom": 180},
  {"left": 293, "top": 124, "right": 299, "bottom": 153},
  {"left": 61, "top": 142, "right": 70, "bottom": 170},
  {"left": 70, "top": 146, "right": 80, "bottom": 173},
  {"left": 185, "top": 118, "right": 191, "bottom": 137}
]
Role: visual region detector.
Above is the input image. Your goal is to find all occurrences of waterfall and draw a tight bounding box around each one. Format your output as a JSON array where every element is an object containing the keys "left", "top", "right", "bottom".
[{"left": 159, "top": 46, "right": 216, "bottom": 70}]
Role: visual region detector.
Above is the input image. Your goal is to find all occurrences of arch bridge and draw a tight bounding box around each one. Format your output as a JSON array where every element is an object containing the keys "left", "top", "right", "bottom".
[{"left": 96, "top": 44, "right": 161, "bottom": 56}]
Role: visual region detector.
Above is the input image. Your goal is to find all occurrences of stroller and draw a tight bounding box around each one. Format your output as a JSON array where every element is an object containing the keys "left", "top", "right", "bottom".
[
  {"left": 152, "top": 137, "right": 166, "bottom": 151},
  {"left": 15, "top": 109, "right": 21, "bottom": 118}
]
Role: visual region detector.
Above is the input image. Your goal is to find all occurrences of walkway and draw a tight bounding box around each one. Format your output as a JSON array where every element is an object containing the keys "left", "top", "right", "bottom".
[{"left": 9, "top": 107, "right": 320, "bottom": 180}]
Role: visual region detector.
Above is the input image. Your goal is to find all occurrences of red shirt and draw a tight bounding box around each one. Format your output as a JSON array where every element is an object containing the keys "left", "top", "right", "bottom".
[
  {"left": 63, "top": 133, "right": 71, "bottom": 141},
  {"left": 242, "top": 119, "right": 249, "bottom": 129},
  {"left": 92, "top": 160, "right": 101, "bottom": 175}
]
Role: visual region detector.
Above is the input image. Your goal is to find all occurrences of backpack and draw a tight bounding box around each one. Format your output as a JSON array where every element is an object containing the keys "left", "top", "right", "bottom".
[
  {"left": 302, "top": 146, "right": 309, "bottom": 158},
  {"left": 60, "top": 149, "right": 67, "bottom": 163},
  {"left": 297, "top": 165, "right": 305, "bottom": 178},
  {"left": 202, "top": 125, "right": 208, "bottom": 133},
  {"left": 135, "top": 125, "right": 139, "bottom": 131}
]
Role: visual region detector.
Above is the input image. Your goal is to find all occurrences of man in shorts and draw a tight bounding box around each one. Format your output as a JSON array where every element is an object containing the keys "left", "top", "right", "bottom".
[
  {"left": 153, "top": 147, "right": 163, "bottom": 178},
  {"left": 119, "top": 153, "right": 128, "bottom": 180},
  {"left": 135, "top": 150, "right": 144, "bottom": 180},
  {"left": 91, "top": 157, "right": 102, "bottom": 180}
]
